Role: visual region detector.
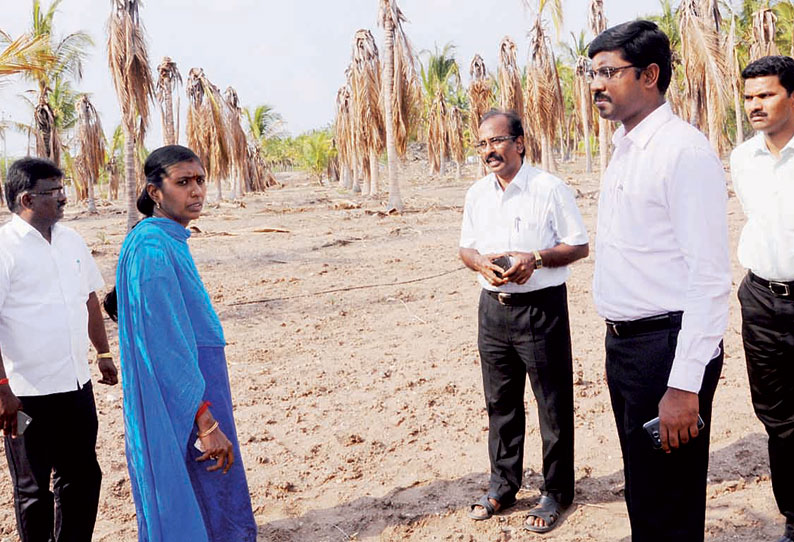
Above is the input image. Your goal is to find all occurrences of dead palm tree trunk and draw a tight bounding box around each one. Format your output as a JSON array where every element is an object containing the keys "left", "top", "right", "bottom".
[
  {"left": 156, "top": 56, "right": 182, "bottom": 146},
  {"left": 76, "top": 95, "right": 105, "bottom": 214},
  {"left": 107, "top": 0, "right": 154, "bottom": 231},
  {"left": 379, "top": 0, "right": 420, "bottom": 211}
]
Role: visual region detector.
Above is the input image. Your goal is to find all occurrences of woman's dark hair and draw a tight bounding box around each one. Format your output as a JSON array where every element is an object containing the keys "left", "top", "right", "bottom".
[
  {"left": 588, "top": 19, "right": 673, "bottom": 94},
  {"left": 104, "top": 145, "right": 202, "bottom": 322},
  {"left": 4, "top": 157, "right": 63, "bottom": 212},
  {"left": 136, "top": 144, "right": 201, "bottom": 217},
  {"left": 741, "top": 55, "right": 794, "bottom": 95},
  {"left": 479, "top": 109, "right": 526, "bottom": 160}
]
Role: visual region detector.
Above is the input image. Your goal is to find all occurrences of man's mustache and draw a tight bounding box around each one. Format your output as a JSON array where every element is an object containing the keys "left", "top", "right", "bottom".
[
  {"left": 485, "top": 152, "right": 503, "bottom": 162},
  {"left": 594, "top": 92, "right": 610, "bottom": 103},
  {"left": 750, "top": 111, "right": 767, "bottom": 118}
]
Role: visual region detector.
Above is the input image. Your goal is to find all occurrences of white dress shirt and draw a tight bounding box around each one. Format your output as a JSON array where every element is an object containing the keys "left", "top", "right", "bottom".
[
  {"left": 731, "top": 132, "right": 794, "bottom": 281},
  {"left": 460, "top": 162, "right": 589, "bottom": 293},
  {"left": 593, "top": 103, "right": 731, "bottom": 393},
  {"left": 0, "top": 214, "right": 104, "bottom": 396}
]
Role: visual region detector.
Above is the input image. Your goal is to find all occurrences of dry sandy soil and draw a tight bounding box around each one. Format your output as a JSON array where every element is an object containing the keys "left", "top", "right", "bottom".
[{"left": 0, "top": 155, "right": 783, "bottom": 542}]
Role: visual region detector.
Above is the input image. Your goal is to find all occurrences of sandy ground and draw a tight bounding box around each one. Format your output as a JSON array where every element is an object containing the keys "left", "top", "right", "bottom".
[{"left": 0, "top": 156, "right": 784, "bottom": 542}]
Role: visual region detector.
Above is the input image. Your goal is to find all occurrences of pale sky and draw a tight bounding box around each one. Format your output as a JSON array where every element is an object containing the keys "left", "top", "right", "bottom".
[{"left": 0, "top": 0, "right": 662, "bottom": 157}]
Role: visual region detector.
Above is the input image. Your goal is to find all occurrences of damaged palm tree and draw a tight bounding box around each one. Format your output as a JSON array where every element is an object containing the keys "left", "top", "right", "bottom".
[
  {"left": 497, "top": 36, "right": 524, "bottom": 118},
  {"left": 156, "top": 56, "right": 182, "bottom": 145},
  {"left": 447, "top": 104, "right": 465, "bottom": 180},
  {"left": 678, "top": 0, "right": 731, "bottom": 153},
  {"left": 224, "top": 86, "right": 248, "bottom": 199},
  {"left": 350, "top": 29, "right": 384, "bottom": 196},
  {"left": 107, "top": 0, "right": 154, "bottom": 231},
  {"left": 334, "top": 75, "right": 355, "bottom": 189},
  {"left": 186, "top": 67, "right": 230, "bottom": 201},
  {"left": 379, "top": 0, "right": 421, "bottom": 211},
  {"left": 727, "top": 12, "right": 744, "bottom": 145},
  {"left": 75, "top": 94, "right": 105, "bottom": 213},
  {"left": 751, "top": 3, "right": 780, "bottom": 60},
  {"left": 427, "top": 88, "right": 449, "bottom": 176},
  {"left": 588, "top": 0, "right": 610, "bottom": 175},
  {"left": 34, "top": 89, "right": 60, "bottom": 165},
  {"left": 468, "top": 54, "right": 493, "bottom": 177},
  {"left": 524, "top": 0, "right": 565, "bottom": 173}
]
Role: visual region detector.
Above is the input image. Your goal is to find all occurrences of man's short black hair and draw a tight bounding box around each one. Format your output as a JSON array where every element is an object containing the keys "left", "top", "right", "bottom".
[
  {"left": 5, "top": 157, "right": 63, "bottom": 212},
  {"left": 479, "top": 109, "right": 526, "bottom": 160},
  {"left": 588, "top": 19, "right": 673, "bottom": 94},
  {"left": 741, "top": 55, "right": 794, "bottom": 95}
]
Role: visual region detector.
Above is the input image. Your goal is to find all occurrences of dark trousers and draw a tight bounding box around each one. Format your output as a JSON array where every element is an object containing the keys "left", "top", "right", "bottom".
[
  {"left": 477, "top": 284, "right": 575, "bottom": 506},
  {"left": 4, "top": 381, "right": 101, "bottom": 542},
  {"left": 738, "top": 274, "right": 794, "bottom": 526},
  {"left": 606, "top": 324, "right": 723, "bottom": 542}
]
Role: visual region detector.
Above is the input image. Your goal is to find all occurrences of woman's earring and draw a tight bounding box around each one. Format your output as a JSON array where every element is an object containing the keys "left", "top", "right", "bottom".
[{"left": 156, "top": 201, "right": 161, "bottom": 209}]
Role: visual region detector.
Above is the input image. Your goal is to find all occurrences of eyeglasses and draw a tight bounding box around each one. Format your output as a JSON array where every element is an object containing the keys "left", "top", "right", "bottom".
[
  {"left": 29, "top": 186, "right": 66, "bottom": 198},
  {"left": 585, "top": 65, "right": 641, "bottom": 82},
  {"left": 474, "top": 135, "right": 517, "bottom": 152}
]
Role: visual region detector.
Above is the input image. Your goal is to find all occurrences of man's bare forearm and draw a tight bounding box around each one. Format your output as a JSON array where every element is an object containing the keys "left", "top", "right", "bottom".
[{"left": 87, "top": 292, "right": 110, "bottom": 354}]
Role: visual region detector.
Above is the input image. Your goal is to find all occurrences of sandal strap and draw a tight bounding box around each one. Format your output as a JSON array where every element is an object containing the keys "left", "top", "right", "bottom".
[{"left": 471, "top": 495, "right": 495, "bottom": 515}]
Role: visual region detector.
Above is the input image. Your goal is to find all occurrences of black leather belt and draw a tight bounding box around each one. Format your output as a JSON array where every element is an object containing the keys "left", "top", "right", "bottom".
[
  {"left": 749, "top": 272, "right": 794, "bottom": 297},
  {"left": 485, "top": 289, "right": 536, "bottom": 306},
  {"left": 606, "top": 311, "right": 683, "bottom": 338}
]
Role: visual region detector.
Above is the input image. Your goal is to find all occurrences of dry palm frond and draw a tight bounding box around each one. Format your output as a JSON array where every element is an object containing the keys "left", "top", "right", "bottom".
[
  {"left": 155, "top": 56, "right": 182, "bottom": 145},
  {"left": 186, "top": 67, "right": 230, "bottom": 197},
  {"left": 497, "top": 36, "right": 524, "bottom": 117},
  {"left": 224, "top": 86, "right": 248, "bottom": 198},
  {"left": 75, "top": 94, "right": 105, "bottom": 211},
  {"left": 526, "top": 17, "right": 564, "bottom": 170},
  {"left": 468, "top": 54, "right": 493, "bottom": 143},
  {"left": 588, "top": 0, "right": 607, "bottom": 35},
  {"left": 678, "top": 0, "right": 731, "bottom": 152},
  {"left": 34, "top": 89, "right": 60, "bottom": 165},
  {"left": 334, "top": 76, "right": 354, "bottom": 187},
  {"left": 427, "top": 88, "right": 448, "bottom": 174},
  {"left": 447, "top": 104, "right": 465, "bottom": 165},
  {"left": 751, "top": 6, "right": 780, "bottom": 60},
  {"left": 107, "top": 0, "right": 153, "bottom": 140}
]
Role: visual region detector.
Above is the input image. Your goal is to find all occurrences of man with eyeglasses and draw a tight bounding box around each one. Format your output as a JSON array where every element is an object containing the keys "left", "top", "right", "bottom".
[
  {"left": 0, "top": 157, "right": 117, "bottom": 541},
  {"left": 589, "top": 20, "right": 731, "bottom": 541},
  {"left": 731, "top": 55, "right": 794, "bottom": 542},
  {"left": 460, "top": 109, "right": 588, "bottom": 533}
]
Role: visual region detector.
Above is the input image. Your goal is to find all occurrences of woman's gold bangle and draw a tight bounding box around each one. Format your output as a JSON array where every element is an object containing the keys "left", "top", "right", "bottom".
[
  {"left": 198, "top": 420, "right": 219, "bottom": 439},
  {"left": 97, "top": 352, "right": 113, "bottom": 359}
]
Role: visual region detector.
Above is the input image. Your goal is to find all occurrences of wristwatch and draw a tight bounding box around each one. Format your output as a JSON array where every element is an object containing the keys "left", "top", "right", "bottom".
[{"left": 533, "top": 250, "right": 543, "bottom": 270}]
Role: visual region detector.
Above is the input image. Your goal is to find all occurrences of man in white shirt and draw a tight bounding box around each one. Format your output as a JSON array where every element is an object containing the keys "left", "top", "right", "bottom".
[
  {"left": 589, "top": 21, "right": 731, "bottom": 541},
  {"left": 460, "top": 110, "right": 589, "bottom": 533},
  {"left": 0, "top": 157, "right": 118, "bottom": 542},
  {"left": 731, "top": 55, "right": 794, "bottom": 542}
]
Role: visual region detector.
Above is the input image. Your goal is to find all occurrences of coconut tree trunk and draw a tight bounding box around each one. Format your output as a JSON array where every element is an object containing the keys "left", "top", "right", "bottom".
[
  {"left": 369, "top": 149, "right": 379, "bottom": 196},
  {"left": 87, "top": 176, "right": 97, "bottom": 214},
  {"left": 733, "top": 83, "right": 744, "bottom": 146},
  {"left": 352, "top": 164, "right": 362, "bottom": 193},
  {"left": 579, "top": 81, "right": 592, "bottom": 173},
  {"left": 456, "top": 161, "right": 461, "bottom": 180},
  {"left": 439, "top": 153, "right": 446, "bottom": 176},
  {"left": 215, "top": 176, "right": 223, "bottom": 201},
  {"left": 383, "top": 17, "right": 403, "bottom": 211},
  {"left": 124, "top": 128, "right": 138, "bottom": 231},
  {"left": 706, "top": 78, "right": 720, "bottom": 154},
  {"left": 341, "top": 163, "right": 352, "bottom": 189},
  {"left": 598, "top": 118, "right": 609, "bottom": 175},
  {"left": 163, "top": 85, "right": 176, "bottom": 145}
]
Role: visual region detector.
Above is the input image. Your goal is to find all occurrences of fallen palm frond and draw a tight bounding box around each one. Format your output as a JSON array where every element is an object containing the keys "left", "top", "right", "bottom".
[{"left": 155, "top": 56, "right": 182, "bottom": 145}]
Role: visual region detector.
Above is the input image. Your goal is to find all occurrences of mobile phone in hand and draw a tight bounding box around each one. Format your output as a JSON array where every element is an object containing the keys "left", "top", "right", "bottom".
[
  {"left": 16, "top": 410, "right": 32, "bottom": 436},
  {"left": 491, "top": 255, "right": 512, "bottom": 278},
  {"left": 643, "top": 414, "right": 705, "bottom": 449}
]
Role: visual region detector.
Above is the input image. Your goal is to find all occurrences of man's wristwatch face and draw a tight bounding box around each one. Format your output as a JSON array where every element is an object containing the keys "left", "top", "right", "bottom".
[{"left": 534, "top": 251, "right": 543, "bottom": 269}]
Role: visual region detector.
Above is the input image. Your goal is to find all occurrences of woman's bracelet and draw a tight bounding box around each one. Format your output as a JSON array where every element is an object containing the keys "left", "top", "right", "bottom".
[
  {"left": 97, "top": 352, "right": 113, "bottom": 359},
  {"left": 0, "top": 378, "right": 8, "bottom": 386},
  {"left": 197, "top": 420, "right": 219, "bottom": 439},
  {"left": 195, "top": 400, "right": 211, "bottom": 420}
]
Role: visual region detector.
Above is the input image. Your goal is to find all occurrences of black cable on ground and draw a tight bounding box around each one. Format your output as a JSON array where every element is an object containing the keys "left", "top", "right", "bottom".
[{"left": 229, "top": 265, "right": 467, "bottom": 306}]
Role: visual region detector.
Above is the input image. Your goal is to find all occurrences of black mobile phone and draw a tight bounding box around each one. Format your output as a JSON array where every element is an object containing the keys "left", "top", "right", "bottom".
[
  {"left": 491, "top": 255, "right": 511, "bottom": 278},
  {"left": 16, "top": 410, "right": 32, "bottom": 437},
  {"left": 643, "top": 415, "right": 705, "bottom": 449}
]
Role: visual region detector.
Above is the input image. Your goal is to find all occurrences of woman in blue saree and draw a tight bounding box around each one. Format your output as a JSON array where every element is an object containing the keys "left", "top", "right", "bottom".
[{"left": 106, "top": 145, "right": 256, "bottom": 541}]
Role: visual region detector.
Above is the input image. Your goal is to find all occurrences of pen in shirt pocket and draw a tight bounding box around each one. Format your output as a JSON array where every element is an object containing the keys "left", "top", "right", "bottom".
[{"left": 514, "top": 217, "right": 521, "bottom": 232}]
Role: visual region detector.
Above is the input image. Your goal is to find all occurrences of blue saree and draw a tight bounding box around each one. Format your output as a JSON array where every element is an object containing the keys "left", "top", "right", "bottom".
[{"left": 116, "top": 218, "right": 256, "bottom": 542}]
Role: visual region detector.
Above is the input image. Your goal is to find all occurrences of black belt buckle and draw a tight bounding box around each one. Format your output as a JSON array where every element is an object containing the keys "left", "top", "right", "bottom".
[
  {"left": 497, "top": 292, "right": 511, "bottom": 305},
  {"left": 769, "top": 281, "right": 791, "bottom": 297},
  {"left": 606, "top": 321, "right": 620, "bottom": 337}
]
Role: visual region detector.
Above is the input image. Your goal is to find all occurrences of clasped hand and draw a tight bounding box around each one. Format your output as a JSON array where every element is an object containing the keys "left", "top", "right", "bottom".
[{"left": 479, "top": 252, "right": 536, "bottom": 286}]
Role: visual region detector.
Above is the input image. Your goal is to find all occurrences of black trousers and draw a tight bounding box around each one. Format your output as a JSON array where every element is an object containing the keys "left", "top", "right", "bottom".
[
  {"left": 606, "top": 324, "right": 723, "bottom": 542},
  {"left": 4, "top": 381, "right": 102, "bottom": 542},
  {"left": 477, "top": 284, "right": 574, "bottom": 506},
  {"left": 738, "top": 274, "right": 794, "bottom": 526}
]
